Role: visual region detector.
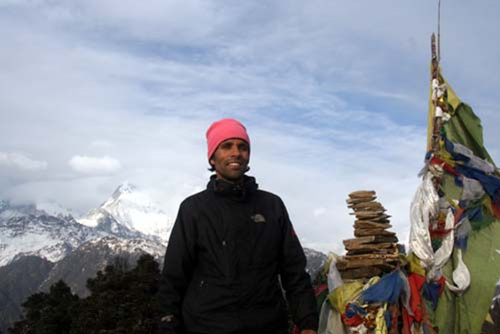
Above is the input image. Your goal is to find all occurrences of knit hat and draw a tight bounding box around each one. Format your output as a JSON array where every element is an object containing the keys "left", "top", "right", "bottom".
[{"left": 206, "top": 118, "right": 250, "bottom": 161}]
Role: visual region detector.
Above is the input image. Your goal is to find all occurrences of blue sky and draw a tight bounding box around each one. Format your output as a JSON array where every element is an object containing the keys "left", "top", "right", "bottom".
[{"left": 1, "top": 0, "right": 500, "bottom": 253}]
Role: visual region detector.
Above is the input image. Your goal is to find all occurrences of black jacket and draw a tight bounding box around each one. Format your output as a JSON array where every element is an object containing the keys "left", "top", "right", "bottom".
[{"left": 157, "top": 176, "right": 318, "bottom": 333}]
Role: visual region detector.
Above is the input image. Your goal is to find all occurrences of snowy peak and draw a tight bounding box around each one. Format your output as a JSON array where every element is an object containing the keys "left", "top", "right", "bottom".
[
  {"left": 1, "top": 184, "right": 173, "bottom": 268},
  {"left": 81, "top": 184, "right": 173, "bottom": 244},
  {"left": 81, "top": 208, "right": 149, "bottom": 241},
  {"left": 0, "top": 204, "right": 162, "bottom": 267},
  {"left": 103, "top": 183, "right": 158, "bottom": 214},
  {"left": 107, "top": 182, "right": 136, "bottom": 204}
]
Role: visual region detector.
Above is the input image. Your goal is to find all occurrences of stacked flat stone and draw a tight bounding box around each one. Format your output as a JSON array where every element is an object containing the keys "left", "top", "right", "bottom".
[{"left": 336, "top": 190, "right": 400, "bottom": 280}]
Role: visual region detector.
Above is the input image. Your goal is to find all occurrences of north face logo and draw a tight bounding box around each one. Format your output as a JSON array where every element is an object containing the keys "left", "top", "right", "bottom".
[{"left": 251, "top": 214, "right": 266, "bottom": 223}]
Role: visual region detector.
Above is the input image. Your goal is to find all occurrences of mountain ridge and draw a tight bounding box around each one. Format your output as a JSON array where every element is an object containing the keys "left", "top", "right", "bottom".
[
  {"left": 0, "top": 184, "right": 327, "bottom": 333},
  {"left": 0, "top": 184, "right": 172, "bottom": 267}
]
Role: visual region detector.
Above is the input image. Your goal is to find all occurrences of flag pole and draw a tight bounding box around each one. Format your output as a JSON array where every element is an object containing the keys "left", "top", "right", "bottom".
[
  {"left": 429, "top": 0, "right": 446, "bottom": 155},
  {"left": 437, "top": 0, "right": 441, "bottom": 63}
]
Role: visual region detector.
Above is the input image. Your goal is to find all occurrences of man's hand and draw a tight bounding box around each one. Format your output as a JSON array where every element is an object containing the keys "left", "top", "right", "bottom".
[
  {"left": 157, "top": 315, "right": 179, "bottom": 334},
  {"left": 300, "top": 331, "right": 317, "bottom": 334}
]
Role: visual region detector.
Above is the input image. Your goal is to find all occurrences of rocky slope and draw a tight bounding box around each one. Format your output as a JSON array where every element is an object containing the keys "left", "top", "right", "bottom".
[
  {"left": 304, "top": 247, "right": 327, "bottom": 279},
  {"left": 0, "top": 256, "right": 54, "bottom": 334},
  {"left": 40, "top": 236, "right": 165, "bottom": 297}
]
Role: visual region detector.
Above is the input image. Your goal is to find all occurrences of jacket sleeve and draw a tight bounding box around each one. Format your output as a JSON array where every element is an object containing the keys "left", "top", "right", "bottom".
[
  {"left": 157, "top": 200, "right": 197, "bottom": 320},
  {"left": 277, "top": 199, "right": 319, "bottom": 331}
]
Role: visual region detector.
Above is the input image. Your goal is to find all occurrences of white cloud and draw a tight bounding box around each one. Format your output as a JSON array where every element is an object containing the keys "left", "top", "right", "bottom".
[
  {"left": 68, "top": 155, "right": 121, "bottom": 175},
  {"left": 1, "top": 1, "right": 500, "bottom": 253},
  {"left": 0, "top": 152, "right": 47, "bottom": 171}
]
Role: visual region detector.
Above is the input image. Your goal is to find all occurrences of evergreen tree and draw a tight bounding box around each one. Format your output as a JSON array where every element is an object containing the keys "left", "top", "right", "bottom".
[
  {"left": 9, "top": 280, "right": 79, "bottom": 334},
  {"left": 10, "top": 255, "right": 162, "bottom": 334},
  {"left": 70, "top": 254, "right": 161, "bottom": 334}
]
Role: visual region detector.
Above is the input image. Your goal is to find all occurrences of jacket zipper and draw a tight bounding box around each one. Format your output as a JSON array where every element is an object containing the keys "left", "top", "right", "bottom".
[{"left": 222, "top": 239, "right": 230, "bottom": 278}]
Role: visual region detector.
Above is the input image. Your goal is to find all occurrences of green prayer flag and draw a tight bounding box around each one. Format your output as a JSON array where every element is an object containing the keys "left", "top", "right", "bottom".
[{"left": 443, "top": 102, "right": 496, "bottom": 164}]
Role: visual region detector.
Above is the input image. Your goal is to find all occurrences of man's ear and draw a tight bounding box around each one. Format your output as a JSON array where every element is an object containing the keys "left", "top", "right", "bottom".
[{"left": 209, "top": 157, "right": 215, "bottom": 166}]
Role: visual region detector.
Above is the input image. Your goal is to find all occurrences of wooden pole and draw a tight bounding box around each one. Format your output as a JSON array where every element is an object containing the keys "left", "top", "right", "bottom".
[
  {"left": 430, "top": 34, "right": 441, "bottom": 154},
  {"left": 437, "top": 0, "right": 441, "bottom": 63}
]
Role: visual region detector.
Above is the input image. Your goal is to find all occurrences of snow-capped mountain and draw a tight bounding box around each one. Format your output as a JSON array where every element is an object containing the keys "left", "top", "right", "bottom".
[
  {"left": 85, "top": 208, "right": 147, "bottom": 240},
  {"left": 0, "top": 212, "right": 104, "bottom": 266},
  {"left": 0, "top": 193, "right": 167, "bottom": 267},
  {"left": 79, "top": 183, "right": 173, "bottom": 244},
  {"left": 0, "top": 188, "right": 171, "bottom": 331},
  {"left": 303, "top": 247, "right": 327, "bottom": 278}
]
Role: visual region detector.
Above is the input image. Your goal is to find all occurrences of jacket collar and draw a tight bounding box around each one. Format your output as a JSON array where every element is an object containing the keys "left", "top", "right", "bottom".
[{"left": 207, "top": 175, "right": 258, "bottom": 200}]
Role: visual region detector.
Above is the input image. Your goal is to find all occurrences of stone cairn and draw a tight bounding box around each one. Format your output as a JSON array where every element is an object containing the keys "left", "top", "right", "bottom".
[{"left": 336, "top": 190, "right": 400, "bottom": 280}]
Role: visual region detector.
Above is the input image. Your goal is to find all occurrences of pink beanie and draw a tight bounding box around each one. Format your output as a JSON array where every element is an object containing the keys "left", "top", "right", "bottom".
[{"left": 206, "top": 118, "right": 250, "bottom": 160}]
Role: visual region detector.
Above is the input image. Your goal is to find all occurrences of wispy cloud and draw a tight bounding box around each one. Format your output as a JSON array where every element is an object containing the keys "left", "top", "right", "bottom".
[{"left": 0, "top": 152, "right": 48, "bottom": 171}]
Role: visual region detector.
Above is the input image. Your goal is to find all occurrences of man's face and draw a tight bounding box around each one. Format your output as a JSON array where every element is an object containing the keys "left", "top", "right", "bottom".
[{"left": 210, "top": 138, "right": 249, "bottom": 183}]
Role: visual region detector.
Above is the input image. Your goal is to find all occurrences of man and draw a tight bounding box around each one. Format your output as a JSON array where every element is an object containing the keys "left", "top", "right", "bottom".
[{"left": 157, "top": 118, "right": 318, "bottom": 334}]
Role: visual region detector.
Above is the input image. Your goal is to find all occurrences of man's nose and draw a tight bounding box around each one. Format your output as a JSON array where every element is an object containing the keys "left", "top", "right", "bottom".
[{"left": 229, "top": 145, "right": 241, "bottom": 156}]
